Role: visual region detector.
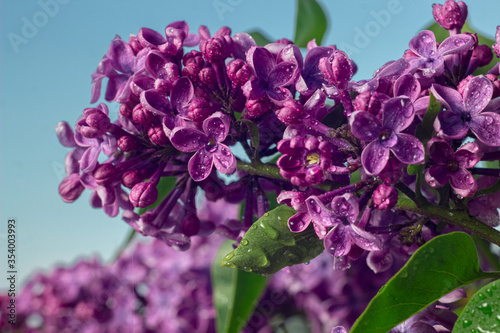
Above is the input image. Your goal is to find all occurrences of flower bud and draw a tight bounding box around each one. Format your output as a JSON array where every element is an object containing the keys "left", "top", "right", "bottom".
[
  {"left": 187, "top": 97, "right": 216, "bottom": 122},
  {"left": 200, "top": 37, "right": 228, "bottom": 63},
  {"left": 432, "top": 0, "right": 467, "bottom": 33},
  {"left": 245, "top": 98, "right": 273, "bottom": 119},
  {"left": 373, "top": 184, "right": 398, "bottom": 210},
  {"left": 182, "top": 213, "right": 201, "bottom": 236},
  {"left": 319, "top": 50, "right": 354, "bottom": 90},
  {"left": 117, "top": 135, "right": 139, "bottom": 152},
  {"left": 129, "top": 181, "right": 158, "bottom": 208},
  {"left": 148, "top": 125, "right": 168, "bottom": 145},
  {"left": 199, "top": 66, "right": 218, "bottom": 89},
  {"left": 276, "top": 99, "right": 304, "bottom": 125},
  {"left": 132, "top": 104, "right": 153, "bottom": 127},
  {"left": 227, "top": 59, "right": 252, "bottom": 87},
  {"left": 55, "top": 121, "right": 76, "bottom": 148},
  {"left": 119, "top": 104, "right": 132, "bottom": 117},
  {"left": 59, "top": 174, "right": 85, "bottom": 203},
  {"left": 93, "top": 163, "right": 117, "bottom": 186}
]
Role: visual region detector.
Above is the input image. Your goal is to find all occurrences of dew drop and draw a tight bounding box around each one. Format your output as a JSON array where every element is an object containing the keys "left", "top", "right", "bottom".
[
  {"left": 462, "top": 319, "right": 472, "bottom": 328},
  {"left": 240, "top": 239, "right": 249, "bottom": 246}
]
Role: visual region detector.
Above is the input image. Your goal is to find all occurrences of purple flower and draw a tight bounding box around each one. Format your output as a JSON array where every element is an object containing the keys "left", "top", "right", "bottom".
[
  {"left": 494, "top": 26, "right": 500, "bottom": 58},
  {"left": 295, "top": 46, "right": 334, "bottom": 94},
  {"left": 170, "top": 112, "right": 236, "bottom": 181},
  {"left": 468, "top": 176, "right": 500, "bottom": 226},
  {"left": 277, "top": 134, "right": 335, "bottom": 186},
  {"left": 306, "top": 194, "right": 381, "bottom": 262},
  {"left": 431, "top": 75, "right": 500, "bottom": 146},
  {"left": 350, "top": 97, "right": 425, "bottom": 176},
  {"left": 425, "top": 137, "right": 482, "bottom": 197},
  {"left": 242, "top": 46, "right": 299, "bottom": 104},
  {"left": 407, "top": 30, "right": 474, "bottom": 78}
]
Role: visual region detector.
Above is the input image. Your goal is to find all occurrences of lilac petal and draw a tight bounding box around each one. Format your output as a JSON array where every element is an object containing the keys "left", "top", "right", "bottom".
[
  {"left": 170, "top": 77, "right": 194, "bottom": 112},
  {"left": 97, "top": 185, "right": 116, "bottom": 206},
  {"left": 324, "top": 225, "right": 351, "bottom": 257},
  {"left": 140, "top": 89, "right": 171, "bottom": 115},
  {"left": 183, "top": 33, "right": 200, "bottom": 47},
  {"left": 430, "top": 84, "right": 464, "bottom": 114},
  {"left": 268, "top": 61, "right": 298, "bottom": 88},
  {"left": 213, "top": 143, "right": 236, "bottom": 175},
  {"left": 434, "top": 110, "right": 469, "bottom": 139},
  {"left": 56, "top": 121, "right": 76, "bottom": 147},
  {"left": 90, "top": 75, "right": 105, "bottom": 104},
  {"left": 350, "top": 225, "right": 381, "bottom": 251},
  {"left": 145, "top": 50, "right": 168, "bottom": 78},
  {"left": 278, "top": 45, "right": 303, "bottom": 68},
  {"left": 450, "top": 168, "right": 475, "bottom": 191},
  {"left": 438, "top": 34, "right": 474, "bottom": 56},
  {"left": 80, "top": 172, "right": 98, "bottom": 190},
  {"left": 232, "top": 32, "right": 256, "bottom": 60},
  {"left": 247, "top": 46, "right": 275, "bottom": 80},
  {"left": 267, "top": 86, "right": 293, "bottom": 104},
  {"left": 242, "top": 78, "right": 265, "bottom": 100},
  {"left": 170, "top": 127, "right": 207, "bottom": 152},
  {"left": 105, "top": 74, "right": 129, "bottom": 102},
  {"left": 382, "top": 97, "right": 414, "bottom": 132},
  {"left": 409, "top": 31, "right": 437, "bottom": 58},
  {"left": 288, "top": 212, "right": 311, "bottom": 232},
  {"left": 107, "top": 38, "right": 135, "bottom": 74},
  {"left": 426, "top": 137, "right": 454, "bottom": 164},
  {"left": 202, "top": 111, "right": 230, "bottom": 142},
  {"left": 469, "top": 112, "right": 500, "bottom": 146},
  {"left": 391, "top": 133, "right": 425, "bottom": 165},
  {"left": 101, "top": 136, "right": 117, "bottom": 156},
  {"left": 366, "top": 249, "right": 394, "bottom": 273},
  {"left": 306, "top": 195, "right": 341, "bottom": 227},
  {"left": 455, "top": 142, "right": 482, "bottom": 169},
  {"left": 425, "top": 165, "right": 450, "bottom": 187},
  {"left": 349, "top": 111, "right": 382, "bottom": 142},
  {"left": 138, "top": 27, "right": 166, "bottom": 48},
  {"left": 413, "top": 95, "right": 430, "bottom": 115},
  {"left": 439, "top": 288, "right": 467, "bottom": 303},
  {"left": 361, "top": 140, "right": 390, "bottom": 176},
  {"left": 463, "top": 76, "right": 493, "bottom": 116},
  {"left": 484, "top": 96, "right": 500, "bottom": 112},
  {"left": 130, "top": 75, "right": 154, "bottom": 96},
  {"left": 80, "top": 145, "right": 100, "bottom": 173},
  {"left": 188, "top": 149, "right": 214, "bottom": 181},
  {"left": 394, "top": 74, "right": 421, "bottom": 101},
  {"left": 65, "top": 150, "right": 81, "bottom": 175}
]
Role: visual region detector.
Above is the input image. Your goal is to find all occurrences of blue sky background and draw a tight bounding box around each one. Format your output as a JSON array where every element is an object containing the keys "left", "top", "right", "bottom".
[{"left": 1, "top": 0, "right": 500, "bottom": 288}]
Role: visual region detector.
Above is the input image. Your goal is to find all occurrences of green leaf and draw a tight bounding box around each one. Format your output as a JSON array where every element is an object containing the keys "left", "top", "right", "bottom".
[
  {"left": 212, "top": 240, "right": 268, "bottom": 333},
  {"left": 350, "top": 232, "right": 492, "bottom": 333},
  {"left": 294, "top": 0, "right": 328, "bottom": 47},
  {"left": 238, "top": 119, "right": 261, "bottom": 162},
  {"left": 453, "top": 279, "right": 500, "bottom": 332},
  {"left": 248, "top": 30, "right": 272, "bottom": 46},
  {"left": 222, "top": 205, "right": 324, "bottom": 275},
  {"left": 137, "top": 176, "right": 176, "bottom": 214},
  {"left": 414, "top": 92, "right": 441, "bottom": 147}
]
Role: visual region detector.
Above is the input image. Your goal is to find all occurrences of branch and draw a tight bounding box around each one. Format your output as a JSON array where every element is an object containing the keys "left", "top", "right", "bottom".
[{"left": 396, "top": 196, "right": 500, "bottom": 247}]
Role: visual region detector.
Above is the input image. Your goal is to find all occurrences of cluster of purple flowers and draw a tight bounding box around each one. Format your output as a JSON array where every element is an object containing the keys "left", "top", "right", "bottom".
[{"left": 56, "top": 0, "right": 500, "bottom": 274}]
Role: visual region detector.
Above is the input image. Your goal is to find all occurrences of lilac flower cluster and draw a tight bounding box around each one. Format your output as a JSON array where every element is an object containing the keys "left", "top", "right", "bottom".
[{"left": 57, "top": 0, "right": 500, "bottom": 278}]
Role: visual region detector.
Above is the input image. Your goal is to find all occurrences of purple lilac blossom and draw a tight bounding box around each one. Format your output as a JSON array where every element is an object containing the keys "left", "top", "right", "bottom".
[
  {"left": 350, "top": 97, "right": 425, "bottom": 176},
  {"left": 425, "top": 137, "right": 482, "bottom": 197},
  {"left": 431, "top": 75, "right": 500, "bottom": 146},
  {"left": 170, "top": 111, "right": 236, "bottom": 181}
]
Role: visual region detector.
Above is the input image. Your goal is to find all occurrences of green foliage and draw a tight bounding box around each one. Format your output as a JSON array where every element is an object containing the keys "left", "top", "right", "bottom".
[
  {"left": 221, "top": 205, "right": 324, "bottom": 275},
  {"left": 350, "top": 232, "right": 494, "bottom": 333},
  {"left": 415, "top": 92, "right": 442, "bottom": 147},
  {"left": 294, "top": 0, "right": 328, "bottom": 47},
  {"left": 238, "top": 119, "right": 261, "bottom": 162},
  {"left": 212, "top": 240, "right": 269, "bottom": 333},
  {"left": 453, "top": 279, "right": 500, "bottom": 332}
]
